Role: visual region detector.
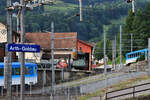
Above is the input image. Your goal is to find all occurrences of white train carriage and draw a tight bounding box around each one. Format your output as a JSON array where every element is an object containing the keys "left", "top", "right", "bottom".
[{"left": 125, "top": 49, "right": 148, "bottom": 65}]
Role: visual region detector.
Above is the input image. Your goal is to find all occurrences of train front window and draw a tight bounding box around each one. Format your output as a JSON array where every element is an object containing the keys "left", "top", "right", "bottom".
[{"left": 0, "top": 68, "right": 4, "bottom": 76}]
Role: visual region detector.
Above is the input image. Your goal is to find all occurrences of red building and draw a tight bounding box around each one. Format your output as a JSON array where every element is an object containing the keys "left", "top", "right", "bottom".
[
  {"left": 76, "top": 39, "right": 93, "bottom": 70},
  {"left": 25, "top": 32, "right": 93, "bottom": 70}
]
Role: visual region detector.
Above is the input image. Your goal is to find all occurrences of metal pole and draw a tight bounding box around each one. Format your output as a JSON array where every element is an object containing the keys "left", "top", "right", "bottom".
[
  {"left": 67, "top": 86, "right": 70, "bottom": 100},
  {"left": 132, "top": 0, "right": 135, "bottom": 13},
  {"left": 131, "top": 33, "right": 133, "bottom": 52},
  {"left": 112, "top": 40, "right": 115, "bottom": 70},
  {"left": 114, "top": 36, "right": 116, "bottom": 70},
  {"left": 20, "top": 0, "right": 25, "bottom": 100},
  {"left": 120, "top": 25, "right": 122, "bottom": 68},
  {"left": 42, "top": 70, "right": 46, "bottom": 94},
  {"left": 30, "top": 83, "right": 32, "bottom": 95},
  {"left": 79, "top": 0, "right": 83, "bottom": 21},
  {"left": 104, "top": 30, "right": 106, "bottom": 75},
  {"left": 51, "top": 21, "right": 55, "bottom": 100},
  {"left": 61, "top": 68, "right": 64, "bottom": 81},
  {"left": 6, "top": 0, "right": 13, "bottom": 100},
  {"left": 17, "top": 13, "right": 21, "bottom": 62},
  {"left": 17, "top": 16, "right": 19, "bottom": 33},
  {"left": 16, "top": 85, "right": 18, "bottom": 96},
  {"left": 148, "top": 38, "right": 150, "bottom": 75},
  {"left": 104, "top": 30, "right": 108, "bottom": 97}
]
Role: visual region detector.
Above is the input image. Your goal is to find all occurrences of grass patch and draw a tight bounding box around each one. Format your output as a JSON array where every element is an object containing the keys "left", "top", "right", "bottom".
[
  {"left": 44, "top": 2, "right": 77, "bottom": 12},
  {"left": 108, "top": 75, "right": 150, "bottom": 91},
  {"left": 63, "top": 73, "right": 123, "bottom": 88},
  {"left": 78, "top": 89, "right": 105, "bottom": 100},
  {"left": 123, "top": 94, "right": 150, "bottom": 100}
]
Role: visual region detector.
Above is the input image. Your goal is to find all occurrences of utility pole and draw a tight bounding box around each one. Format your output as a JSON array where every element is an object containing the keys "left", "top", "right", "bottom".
[
  {"left": 112, "top": 40, "right": 115, "bottom": 70},
  {"left": 131, "top": 33, "right": 133, "bottom": 52},
  {"left": 120, "top": 25, "right": 122, "bottom": 68},
  {"left": 79, "top": 0, "right": 83, "bottom": 21},
  {"left": 51, "top": 21, "right": 55, "bottom": 100},
  {"left": 104, "top": 30, "right": 107, "bottom": 75},
  {"left": 104, "top": 30, "right": 107, "bottom": 98},
  {"left": 17, "top": 15, "right": 20, "bottom": 33},
  {"left": 132, "top": 0, "right": 135, "bottom": 13},
  {"left": 148, "top": 38, "right": 150, "bottom": 75},
  {"left": 6, "top": 0, "right": 13, "bottom": 100},
  {"left": 20, "top": 0, "right": 25, "bottom": 100},
  {"left": 114, "top": 36, "right": 116, "bottom": 70}
]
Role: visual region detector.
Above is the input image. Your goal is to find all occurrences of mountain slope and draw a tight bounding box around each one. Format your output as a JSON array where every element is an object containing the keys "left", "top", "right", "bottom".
[{"left": 0, "top": 0, "right": 149, "bottom": 41}]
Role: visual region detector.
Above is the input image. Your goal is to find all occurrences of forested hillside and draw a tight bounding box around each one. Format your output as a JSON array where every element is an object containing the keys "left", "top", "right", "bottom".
[
  {"left": 62, "top": 0, "right": 118, "bottom": 5},
  {"left": 94, "top": 2, "right": 150, "bottom": 61},
  {"left": 0, "top": 0, "right": 149, "bottom": 41}
]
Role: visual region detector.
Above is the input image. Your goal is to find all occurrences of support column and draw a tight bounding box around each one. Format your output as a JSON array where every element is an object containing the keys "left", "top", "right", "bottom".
[
  {"left": 148, "top": 38, "right": 150, "bottom": 75},
  {"left": 20, "top": 0, "right": 25, "bottom": 100}
]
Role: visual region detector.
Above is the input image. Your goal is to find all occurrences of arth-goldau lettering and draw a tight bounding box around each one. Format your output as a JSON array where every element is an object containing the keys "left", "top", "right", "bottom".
[
  {"left": 22, "top": 46, "right": 36, "bottom": 52},
  {"left": 10, "top": 46, "right": 20, "bottom": 50}
]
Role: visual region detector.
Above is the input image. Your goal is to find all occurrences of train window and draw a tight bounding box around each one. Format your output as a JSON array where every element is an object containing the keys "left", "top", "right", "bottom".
[
  {"left": 34, "top": 67, "right": 37, "bottom": 74},
  {"left": 135, "top": 53, "right": 137, "bottom": 57},
  {"left": 14, "top": 68, "right": 20, "bottom": 75},
  {"left": 0, "top": 68, "right": 4, "bottom": 76},
  {"left": 28, "top": 67, "right": 33, "bottom": 74},
  {"left": 25, "top": 67, "right": 29, "bottom": 75},
  {"left": 138, "top": 52, "right": 140, "bottom": 56},
  {"left": 12, "top": 68, "right": 15, "bottom": 75}
]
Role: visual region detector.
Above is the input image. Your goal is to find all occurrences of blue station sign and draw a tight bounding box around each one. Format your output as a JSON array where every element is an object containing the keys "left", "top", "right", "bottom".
[{"left": 7, "top": 43, "right": 40, "bottom": 52}]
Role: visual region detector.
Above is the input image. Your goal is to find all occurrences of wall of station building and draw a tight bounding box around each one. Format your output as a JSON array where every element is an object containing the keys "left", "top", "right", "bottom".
[{"left": 77, "top": 40, "right": 93, "bottom": 70}]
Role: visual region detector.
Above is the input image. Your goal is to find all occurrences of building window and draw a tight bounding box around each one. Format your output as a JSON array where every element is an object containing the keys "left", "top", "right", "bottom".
[{"left": 80, "top": 47, "right": 82, "bottom": 51}]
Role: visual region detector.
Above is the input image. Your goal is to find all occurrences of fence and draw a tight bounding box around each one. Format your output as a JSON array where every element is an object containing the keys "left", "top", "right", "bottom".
[
  {"left": 106, "top": 82, "right": 150, "bottom": 100},
  {"left": 0, "top": 94, "right": 80, "bottom": 100},
  {"left": 0, "top": 85, "right": 82, "bottom": 100}
]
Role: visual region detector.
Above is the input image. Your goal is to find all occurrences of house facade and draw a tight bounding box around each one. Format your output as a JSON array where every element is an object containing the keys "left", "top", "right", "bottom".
[
  {"left": 0, "top": 22, "right": 7, "bottom": 43},
  {"left": 0, "top": 22, "right": 20, "bottom": 61},
  {"left": 25, "top": 32, "right": 93, "bottom": 70},
  {"left": 25, "top": 32, "right": 77, "bottom": 63}
]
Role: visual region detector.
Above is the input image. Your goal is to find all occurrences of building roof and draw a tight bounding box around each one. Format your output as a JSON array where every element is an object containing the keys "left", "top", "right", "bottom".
[
  {"left": 25, "top": 32, "right": 77, "bottom": 50},
  {"left": 77, "top": 39, "right": 93, "bottom": 48}
]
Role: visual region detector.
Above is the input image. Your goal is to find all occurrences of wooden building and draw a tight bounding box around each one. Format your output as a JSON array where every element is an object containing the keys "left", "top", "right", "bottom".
[{"left": 25, "top": 32, "right": 93, "bottom": 70}]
